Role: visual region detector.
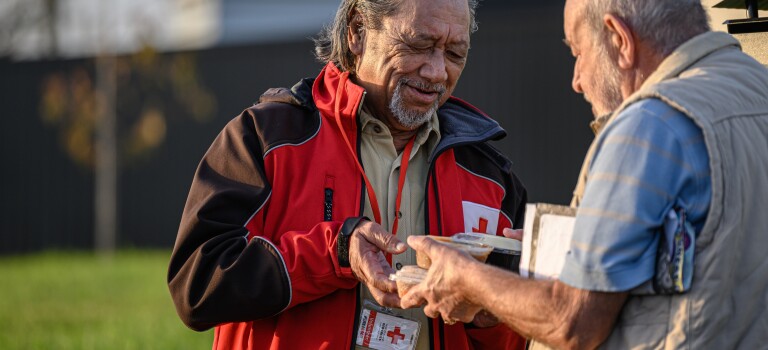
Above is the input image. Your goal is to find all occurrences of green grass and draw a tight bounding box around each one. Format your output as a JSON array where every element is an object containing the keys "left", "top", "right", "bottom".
[{"left": 0, "top": 250, "right": 212, "bottom": 350}]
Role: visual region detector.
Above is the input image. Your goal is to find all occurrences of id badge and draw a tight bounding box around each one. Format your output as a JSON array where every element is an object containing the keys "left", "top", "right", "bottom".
[{"left": 355, "top": 301, "right": 421, "bottom": 350}]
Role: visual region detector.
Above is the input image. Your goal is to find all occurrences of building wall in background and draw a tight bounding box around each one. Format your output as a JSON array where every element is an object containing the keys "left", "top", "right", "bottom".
[{"left": 4, "top": 1, "right": 745, "bottom": 253}]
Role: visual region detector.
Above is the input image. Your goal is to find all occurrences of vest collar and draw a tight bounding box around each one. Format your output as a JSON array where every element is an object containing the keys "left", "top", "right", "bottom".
[{"left": 640, "top": 32, "right": 741, "bottom": 90}]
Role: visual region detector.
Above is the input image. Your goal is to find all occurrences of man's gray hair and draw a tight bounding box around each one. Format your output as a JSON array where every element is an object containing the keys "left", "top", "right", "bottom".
[
  {"left": 584, "top": 0, "right": 710, "bottom": 56},
  {"left": 314, "top": 0, "right": 479, "bottom": 73}
]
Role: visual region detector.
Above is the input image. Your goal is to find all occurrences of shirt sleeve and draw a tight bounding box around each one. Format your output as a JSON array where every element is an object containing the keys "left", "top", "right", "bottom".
[{"left": 559, "top": 99, "right": 708, "bottom": 292}]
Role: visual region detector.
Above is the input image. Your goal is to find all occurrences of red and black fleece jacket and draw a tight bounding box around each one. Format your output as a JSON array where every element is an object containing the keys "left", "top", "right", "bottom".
[{"left": 168, "top": 63, "right": 528, "bottom": 350}]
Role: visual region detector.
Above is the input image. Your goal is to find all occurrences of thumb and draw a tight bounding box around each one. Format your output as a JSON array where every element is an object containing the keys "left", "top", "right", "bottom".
[
  {"left": 384, "top": 235, "right": 407, "bottom": 254},
  {"left": 359, "top": 222, "right": 407, "bottom": 253},
  {"left": 406, "top": 235, "right": 433, "bottom": 254},
  {"left": 502, "top": 228, "right": 523, "bottom": 240}
]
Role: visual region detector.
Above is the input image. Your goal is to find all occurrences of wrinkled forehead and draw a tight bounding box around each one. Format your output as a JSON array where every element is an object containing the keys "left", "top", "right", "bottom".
[
  {"left": 563, "top": 0, "right": 587, "bottom": 41},
  {"left": 389, "top": 0, "right": 471, "bottom": 32}
]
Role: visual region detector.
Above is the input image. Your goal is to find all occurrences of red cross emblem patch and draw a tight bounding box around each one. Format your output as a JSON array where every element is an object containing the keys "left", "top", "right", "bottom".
[{"left": 462, "top": 201, "right": 500, "bottom": 234}]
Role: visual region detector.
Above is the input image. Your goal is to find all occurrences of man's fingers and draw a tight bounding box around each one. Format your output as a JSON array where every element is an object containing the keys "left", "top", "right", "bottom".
[
  {"left": 361, "top": 251, "right": 397, "bottom": 292},
  {"left": 471, "top": 310, "right": 500, "bottom": 328},
  {"left": 406, "top": 235, "right": 436, "bottom": 256},
  {"left": 399, "top": 284, "right": 427, "bottom": 309},
  {"left": 356, "top": 222, "right": 406, "bottom": 254},
  {"left": 369, "top": 272, "right": 397, "bottom": 293},
  {"left": 367, "top": 284, "right": 402, "bottom": 308},
  {"left": 450, "top": 304, "right": 480, "bottom": 324},
  {"left": 454, "top": 312, "right": 475, "bottom": 324},
  {"left": 378, "top": 292, "right": 402, "bottom": 308},
  {"left": 502, "top": 228, "right": 523, "bottom": 240},
  {"left": 422, "top": 304, "right": 440, "bottom": 319}
]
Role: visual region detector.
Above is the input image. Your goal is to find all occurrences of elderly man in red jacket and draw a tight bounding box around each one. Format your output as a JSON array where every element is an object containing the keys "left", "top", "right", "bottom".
[{"left": 168, "top": 0, "right": 528, "bottom": 349}]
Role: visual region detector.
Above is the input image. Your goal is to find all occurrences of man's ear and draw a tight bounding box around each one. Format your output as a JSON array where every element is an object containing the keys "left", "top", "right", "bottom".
[
  {"left": 348, "top": 11, "right": 365, "bottom": 56},
  {"left": 603, "top": 14, "right": 635, "bottom": 70}
]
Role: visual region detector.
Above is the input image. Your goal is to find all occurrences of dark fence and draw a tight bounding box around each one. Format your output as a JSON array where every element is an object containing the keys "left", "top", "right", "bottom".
[{"left": 0, "top": 2, "right": 594, "bottom": 254}]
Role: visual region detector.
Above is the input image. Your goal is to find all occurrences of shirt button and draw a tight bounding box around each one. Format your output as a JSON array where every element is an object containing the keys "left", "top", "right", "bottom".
[
  {"left": 373, "top": 125, "right": 382, "bottom": 133},
  {"left": 395, "top": 262, "right": 403, "bottom": 270}
]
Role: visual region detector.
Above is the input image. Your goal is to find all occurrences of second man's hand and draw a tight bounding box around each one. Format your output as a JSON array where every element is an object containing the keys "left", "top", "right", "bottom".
[
  {"left": 349, "top": 220, "right": 407, "bottom": 308},
  {"left": 400, "top": 236, "right": 483, "bottom": 324}
]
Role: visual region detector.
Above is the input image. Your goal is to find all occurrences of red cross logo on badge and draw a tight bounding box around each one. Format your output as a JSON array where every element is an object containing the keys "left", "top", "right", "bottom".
[
  {"left": 472, "top": 217, "right": 488, "bottom": 233},
  {"left": 387, "top": 326, "right": 405, "bottom": 344}
]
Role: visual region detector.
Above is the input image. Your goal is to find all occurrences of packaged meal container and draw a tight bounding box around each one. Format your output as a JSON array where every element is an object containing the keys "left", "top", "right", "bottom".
[
  {"left": 389, "top": 265, "right": 428, "bottom": 297},
  {"left": 452, "top": 232, "right": 522, "bottom": 273},
  {"left": 415, "top": 236, "right": 493, "bottom": 269}
]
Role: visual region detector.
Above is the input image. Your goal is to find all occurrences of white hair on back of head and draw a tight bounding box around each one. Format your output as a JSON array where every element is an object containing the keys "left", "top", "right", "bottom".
[{"left": 584, "top": 0, "right": 711, "bottom": 56}]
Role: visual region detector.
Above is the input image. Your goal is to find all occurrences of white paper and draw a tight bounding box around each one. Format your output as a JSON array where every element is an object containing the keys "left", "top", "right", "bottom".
[
  {"left": 531, "top": 214, "right": 575, "bottom": 279},
  {"left": 520, "top": 203, "right": 576, "bottom": 280}
]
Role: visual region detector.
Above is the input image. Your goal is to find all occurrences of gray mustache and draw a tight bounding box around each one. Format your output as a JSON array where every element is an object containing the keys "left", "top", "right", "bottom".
[{"left": 399, "top": 78, "right": 446, "bottom": 95}]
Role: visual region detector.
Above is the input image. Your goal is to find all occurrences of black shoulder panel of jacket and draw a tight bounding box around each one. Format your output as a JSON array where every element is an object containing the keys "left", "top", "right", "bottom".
[
  {"left": 249, "top": 78, "right": 321, "bottom": 156},
  {"left": 169, "top": 95, "right": 301, "bottom": 331},
  {"left": 258, "top": 78, "right": 315, "bottom": 109},
  {"left": 170, "top": 77, "right": 341, "bottom": 331}
]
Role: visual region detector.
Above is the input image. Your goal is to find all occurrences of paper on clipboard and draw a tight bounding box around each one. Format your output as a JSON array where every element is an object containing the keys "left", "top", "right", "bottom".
[{"left": 520, "top": 203, "right": 577, "bottom": 280}]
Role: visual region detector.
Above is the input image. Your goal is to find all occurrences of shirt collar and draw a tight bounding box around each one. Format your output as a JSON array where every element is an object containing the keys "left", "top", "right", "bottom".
[{"left": 359, "top": 107, "right": 441, "bottom": 150}]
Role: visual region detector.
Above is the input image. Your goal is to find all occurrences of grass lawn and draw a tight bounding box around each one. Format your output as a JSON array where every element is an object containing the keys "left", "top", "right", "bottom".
[{"left": 0, "top": 250, "right": 213, "bottom": 349}]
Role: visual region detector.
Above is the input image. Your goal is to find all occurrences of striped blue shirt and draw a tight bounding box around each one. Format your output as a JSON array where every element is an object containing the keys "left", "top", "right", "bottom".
[{"left": 560, "top": 99, "right": 711, "bottom": 292}]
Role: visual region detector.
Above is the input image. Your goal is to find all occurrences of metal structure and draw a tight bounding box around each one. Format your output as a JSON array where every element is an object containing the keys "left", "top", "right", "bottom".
[
  {"left": 715, "top": 0, "right": 768, "bottom": 33},
  {"left": 714, "top": 0, "right": 768, "bottom": 65}
]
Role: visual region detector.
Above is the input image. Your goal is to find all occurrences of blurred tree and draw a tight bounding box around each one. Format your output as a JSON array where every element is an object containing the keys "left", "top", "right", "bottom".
[
  {"left": 39, "top": 50, "right": 217, "bottom": 167},
  {"left": 38, "top": 47, "right": 217, "bottom": 253},
  {"left": 16, "top": 0, "right": 219, "bottom": 254}
]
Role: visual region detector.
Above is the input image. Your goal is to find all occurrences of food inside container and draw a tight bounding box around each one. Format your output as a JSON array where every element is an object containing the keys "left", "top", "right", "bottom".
[
  {"left": 415, "top": 236, "right": 493, "bottom": 269},
  {"left": 452, "top": 232, "right": 522, "bottom": 273},
  {"left": 389, "top": 265, "right": 428, "bottom": 297}
]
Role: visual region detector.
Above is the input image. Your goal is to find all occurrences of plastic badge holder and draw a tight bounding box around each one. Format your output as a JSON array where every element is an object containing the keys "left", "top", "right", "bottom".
[
  {"left": 452, "top": 232, "right": 522, "bottom": 273},
  {"left": 389, "top": 266, "right": 428, "bottom": 298},
  {"left": 415, "top": 236, "right": 493, "bottom": 269}
]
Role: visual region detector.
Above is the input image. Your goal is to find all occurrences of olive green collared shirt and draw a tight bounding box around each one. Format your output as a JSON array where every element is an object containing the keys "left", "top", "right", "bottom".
[{"left": 355, "top": 108, "right": 440, "bottom": 350}]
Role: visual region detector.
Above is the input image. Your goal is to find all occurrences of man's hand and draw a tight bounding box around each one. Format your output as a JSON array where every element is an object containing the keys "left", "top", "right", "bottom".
[
  {"left": 502, "top": 227, "right": 523, "bottom": 240},
  {"left": 470, "top": 309, "right": 500, "bottom": 328},
  {"left": 400, "top": 236, "right": 482, "bottom": 325},
  {"left": 349, "top": 220, "right": 407, "bottom": 308}
]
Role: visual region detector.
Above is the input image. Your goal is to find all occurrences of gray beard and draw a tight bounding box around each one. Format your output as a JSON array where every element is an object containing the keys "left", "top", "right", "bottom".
[
  {"left": 389, "top": 78, "right": 446, "bottom": 129},
  {"left": 593, "top": 45, "right": 624, "bottom": 116}
]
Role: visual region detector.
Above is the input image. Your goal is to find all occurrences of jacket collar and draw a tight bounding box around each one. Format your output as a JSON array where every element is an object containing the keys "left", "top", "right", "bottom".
[
  {"left": 433, "top": 97, "right": 506, "bottom": 160},
  {"left": 309, "top": 62, "right": 506, "bottom": 145},
  {"left": 262, "top": 62, "right": 509, "bottom": 169},
  {"left": 312, "top": 62, "right": 366, "bottom": 136}
]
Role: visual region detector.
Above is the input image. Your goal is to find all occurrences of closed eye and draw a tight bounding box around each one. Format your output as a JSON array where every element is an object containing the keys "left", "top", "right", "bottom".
[{"left": 447, "top": 50, "right": 467, "bottom": 62}]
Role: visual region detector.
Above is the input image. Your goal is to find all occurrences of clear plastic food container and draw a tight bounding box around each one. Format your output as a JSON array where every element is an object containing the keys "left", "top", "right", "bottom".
[
  {"left": 452, "top": 232, "right": 522, "bottom": 273},
  {"left": 389, "top": 265, "right": 428, "bottom": 297},
  {"left": 415, "top": 236, "right": 494, "bottom": 269}
]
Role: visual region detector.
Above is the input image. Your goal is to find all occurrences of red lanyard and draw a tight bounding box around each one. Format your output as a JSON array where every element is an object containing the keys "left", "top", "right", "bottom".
[
  {"left": 334, "top": 72, "right": 416, "bottom": 262},
  {"left": 390, "top": 138, "right": 415, "bottom": 237}
]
